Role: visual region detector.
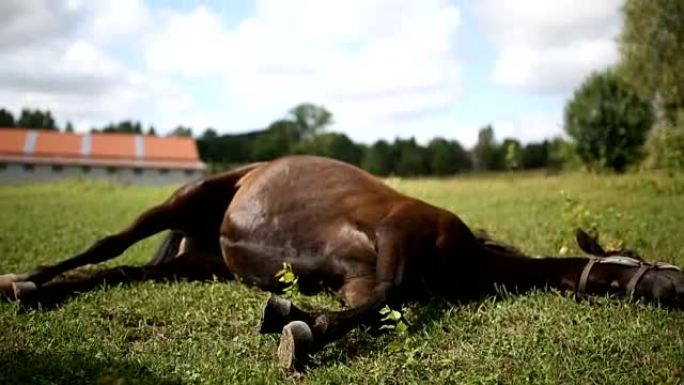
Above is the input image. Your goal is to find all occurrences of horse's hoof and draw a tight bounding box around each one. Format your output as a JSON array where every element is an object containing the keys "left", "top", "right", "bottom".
[
  {"left": 12, "top": 281, "right": 38, "bottom": 300},
  {"left": 260, "top": 295, "right": 292, "bottom": 334},
  {"left": 277, "top": 321, "right": 313, "bottom": 371},
  {"left": 0, "top": 274, "right": 21, "bottom": 299}
]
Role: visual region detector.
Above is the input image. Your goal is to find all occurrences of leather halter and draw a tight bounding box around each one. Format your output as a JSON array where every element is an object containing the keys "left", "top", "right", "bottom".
[{"left": 576, "top": 255, "right": 681, "bottom": 297}]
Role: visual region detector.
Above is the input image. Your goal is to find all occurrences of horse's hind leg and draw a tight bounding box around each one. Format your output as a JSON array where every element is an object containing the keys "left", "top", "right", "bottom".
[
  {"left": 14, "top": 245, "right": 231, "bottom": 307},
  {"left": 20, "top": 202, "right": 179, "bottom": 286},
  {"left": 0, "top": 164, "right": 263, "bottom": 297},
  {"left": 0, "top": 202, "right": 175, "bottom": 298}
]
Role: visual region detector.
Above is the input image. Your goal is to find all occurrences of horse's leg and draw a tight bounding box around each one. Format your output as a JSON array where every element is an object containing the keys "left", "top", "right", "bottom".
[
  {"left": 14, "top": 245, "right": 230, "bottom": 307},
  {"left": 271, "top": 224, "right": 409, "bottom": 369},
  {"left": 0, "top": 202, "right": 176, "bottom": 298},
  {"left": 21, "top": 203, "right": 178, "bottom": 286},
  {"left": 1, "top": 164, "right": 261, "bottom": 296},
  {"left": 259, "top": 278, "right": 378, "bottom": 334},
  {"left": 274, "top": 279, "right": 393, "bottom": 369}
]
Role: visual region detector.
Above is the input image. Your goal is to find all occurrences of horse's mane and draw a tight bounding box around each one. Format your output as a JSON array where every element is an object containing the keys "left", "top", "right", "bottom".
[{"left": 473, "top": 229, "right": 527, "bottom": 257}]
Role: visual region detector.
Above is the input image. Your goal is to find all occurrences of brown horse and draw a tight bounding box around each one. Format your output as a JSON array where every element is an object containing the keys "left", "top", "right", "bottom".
[{"left": 1, "top": 155, "right": 682, "bottom": 369}]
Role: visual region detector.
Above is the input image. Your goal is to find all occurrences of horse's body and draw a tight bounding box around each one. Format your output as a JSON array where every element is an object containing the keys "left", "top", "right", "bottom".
[
  {"left": 222, "top": 156, "right": 474, "bottom": 302},
  {"left": 1, "top": 155, "right": 682, "bottom": 368}
]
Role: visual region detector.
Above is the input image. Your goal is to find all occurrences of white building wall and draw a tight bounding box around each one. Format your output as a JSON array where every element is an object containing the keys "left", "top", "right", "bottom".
[{"left": 0, "top": 163, "right": 203, "bottom": 186}]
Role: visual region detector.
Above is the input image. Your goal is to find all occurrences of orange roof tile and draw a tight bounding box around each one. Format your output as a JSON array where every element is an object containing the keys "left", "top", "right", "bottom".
[
  {"left": 34, "top": 130, "right": 81, "bottom": 157},
  {"left": 0, "top": 128, "right": 28, "bottom": 155},
  {"left": 0, "top": 129, "right": 205, "bottom": 170},
  {"left": 90, "top": 133, "right": 136, "bottom": 159},
  {"left": 145, "top": 136, "right": 199, "bottom": 161}
]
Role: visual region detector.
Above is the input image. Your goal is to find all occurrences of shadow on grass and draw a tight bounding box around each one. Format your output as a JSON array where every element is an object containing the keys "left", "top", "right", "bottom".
[
  {"left": 309, "top": 298, "right": 459, "bottom": 369},
  {"left": 0, "top": 350, "right": 182, "bottom": 385}
]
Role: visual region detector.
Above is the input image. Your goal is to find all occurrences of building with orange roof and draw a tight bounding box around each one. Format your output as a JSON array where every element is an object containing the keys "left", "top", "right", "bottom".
[{"left": 0, "top": 128, "right": 206, "bottom": 185}]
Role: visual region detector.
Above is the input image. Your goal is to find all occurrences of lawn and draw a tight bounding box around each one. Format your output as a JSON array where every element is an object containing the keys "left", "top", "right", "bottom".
[{"left": 1, "top": 172, "right": 683, "bottom": 385}]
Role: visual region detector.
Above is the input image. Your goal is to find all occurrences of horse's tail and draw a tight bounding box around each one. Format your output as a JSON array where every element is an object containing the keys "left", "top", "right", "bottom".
[{"left": 149, "top": 230, "right": 185, "bottom": 266}]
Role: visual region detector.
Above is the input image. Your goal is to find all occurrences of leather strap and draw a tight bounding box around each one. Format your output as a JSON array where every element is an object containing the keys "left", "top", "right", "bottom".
[
  {"left": 626, "top": 265, "right": 652, "bottom": 298},
  {"left": 576, "top": 256, "right": 680, "bottom": 298},
  {"left": 655, "top": 262, "right": 682, "bottom": 272},
  {"left": 577, "top": 257, "right": 598, "bottom": 295}
]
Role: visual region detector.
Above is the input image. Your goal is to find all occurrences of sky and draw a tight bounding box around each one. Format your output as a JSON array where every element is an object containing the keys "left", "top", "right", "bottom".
[{"left": 0, "top": 0, "right": 623, "bottom": 147}]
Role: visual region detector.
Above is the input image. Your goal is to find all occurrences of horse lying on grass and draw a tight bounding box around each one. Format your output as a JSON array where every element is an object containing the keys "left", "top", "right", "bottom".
[{"left": 1, "top": 155, "right": 682, "bottom": 369}]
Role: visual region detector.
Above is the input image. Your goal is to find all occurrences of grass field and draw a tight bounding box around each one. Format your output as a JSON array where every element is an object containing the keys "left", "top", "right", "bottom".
[{"left": 1, "top": 172, "right": 684, "bottom": 385}]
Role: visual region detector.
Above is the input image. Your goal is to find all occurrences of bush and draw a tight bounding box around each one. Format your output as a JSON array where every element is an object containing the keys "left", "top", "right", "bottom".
[
  {"left": 643, "top": 112, "right": 684, "bottom": 171},
  {"left": 547, "top": 137, "right": 582, "bottom": 171},
  {"left": 564, "top": 69, "right": 654, "bottom": 172}
]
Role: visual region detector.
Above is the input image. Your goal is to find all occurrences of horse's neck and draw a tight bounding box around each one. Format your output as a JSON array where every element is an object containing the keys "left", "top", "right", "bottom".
[{"left": 480, "top": 246, "right": 587, "bottom": 293}]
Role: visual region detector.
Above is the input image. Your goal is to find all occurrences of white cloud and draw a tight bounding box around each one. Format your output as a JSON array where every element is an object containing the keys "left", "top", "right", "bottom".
[
  {"left": 1, "top": 0, "right": 465, "bottom": 141},
  {"left": 491, "top": 112, "right": 563, "bottom": 144},
  {"left": 145, "top": 7, "right": 234, "bottom": 77},
  {"left": 144, "top": 0, "right": 463, "bottom": 136},
  {"left": 475, "top": 0, "right": 622, "bottom": 94},
  {"left": 0, "top": 0, "right": 189, "bottom": 131},
  {"left": 80, "top": 0, "right": 151, "bottom": 42}
]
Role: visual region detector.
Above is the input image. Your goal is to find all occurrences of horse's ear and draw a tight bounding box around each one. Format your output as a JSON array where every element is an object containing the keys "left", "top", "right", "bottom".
[{"left": 575, "top": 228, "right": 605, "bottom": 256}]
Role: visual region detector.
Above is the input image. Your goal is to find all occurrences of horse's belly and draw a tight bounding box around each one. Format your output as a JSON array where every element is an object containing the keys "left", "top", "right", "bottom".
[
  {"left": 217, "top": 156, "right": 394, "bottom": 290},
  {"left": 219, "top": 207, "right": 377, "bottom": 291}
]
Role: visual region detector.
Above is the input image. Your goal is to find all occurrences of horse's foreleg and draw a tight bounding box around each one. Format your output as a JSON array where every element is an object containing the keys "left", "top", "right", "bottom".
[
  {"left": 274, "top": 281, "right": 394, "bottom": 370},
  {"left": 270, "top": 220, "right": 408, "bottom": 370}
]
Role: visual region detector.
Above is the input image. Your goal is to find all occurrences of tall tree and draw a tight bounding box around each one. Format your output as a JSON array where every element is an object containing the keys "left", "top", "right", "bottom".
[
  {"left": 427, "top": 137, "right": 471, "bottom": 175},
  {"left": 362, "top": 140, "right": 395, "bottom": 176},
  {"left": 565, "top": 69, "right": 654, "bottom": 172},
  {"left": 521, "top": 141, "right": 550, "bottom": 169},
  {"left": 288, "top": 103, "right": 333, "bottom": 140},
  {"left": 0, "top": 108, "right": 15, "bottom": 127},
  {"left": 394, "top": 138, "right": 429, "bottom": 176},
  {"left": 198, "top": 132, "right": 255, "bottom": 165},
  {"left": 97, "top": 120, "right": 143, "bottom": 134},
  {"left": 169, "top": 125, "right": 193, "bottom": 137},
  {"left": 16, "top": 108, "right": 57, "bottom": 130},
  {"left": 200, "top": 128, "right": 218, "bottom": 140},
  {"left": 64, "top": 121, "right": 74, "bottom": 133},
  {"left": 502, "top": 138, "right": 522, "bottom": 171},
  {"left": 548, "top": 137, "right": 582, "bottom": 171},
  {"left": 293, "top": 133, "right": 363, "bottom": 166},
  {"left": 642, "top": 111, "right": 684, "bottom": 171},
  {"left": 473, "top": 125, "right": 502, "bottom": 171},
  {"left": 619, "top": 0, "right": 684, "bottom": 123}
]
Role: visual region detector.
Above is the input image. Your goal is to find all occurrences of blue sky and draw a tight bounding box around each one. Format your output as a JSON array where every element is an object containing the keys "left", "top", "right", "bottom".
[{"left": 0, "top": 0, "right": 622, "bottom": 146}]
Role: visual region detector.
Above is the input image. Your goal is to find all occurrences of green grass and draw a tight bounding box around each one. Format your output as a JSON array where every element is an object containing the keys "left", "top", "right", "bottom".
[{"left": 1, "top": 173, "right": 684, "bottom": 385}]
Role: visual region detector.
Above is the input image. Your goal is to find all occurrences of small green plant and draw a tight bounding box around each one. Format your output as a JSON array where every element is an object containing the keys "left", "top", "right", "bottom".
[
  {"left": 379, "top": 305, "right": 407, "bottom": 335},
  {"left": 275, "top": 262, "right": 300, "bottom": 298}
]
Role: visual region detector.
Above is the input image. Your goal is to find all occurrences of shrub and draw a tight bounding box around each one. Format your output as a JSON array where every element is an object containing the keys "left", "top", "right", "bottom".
[
  {"left": 564, "top": 69, "right": 654, "bottom": 172},
  {"left": 643, "top": 112, "right": 684, "bottom": 172}
]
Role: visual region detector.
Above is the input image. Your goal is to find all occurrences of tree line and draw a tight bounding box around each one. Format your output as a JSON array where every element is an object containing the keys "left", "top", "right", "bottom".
[
  {"left": 0, "top": 108, "right": 60, "bottom": 131},
  {"left": 196, "top": 103, "right": 574, "bottom": 176},
  {"left": 2, "top": 0, "right": 682, "bottom": 175},
  {"left": 1, "top": 103, "right": 570, "bottom": 176}
]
